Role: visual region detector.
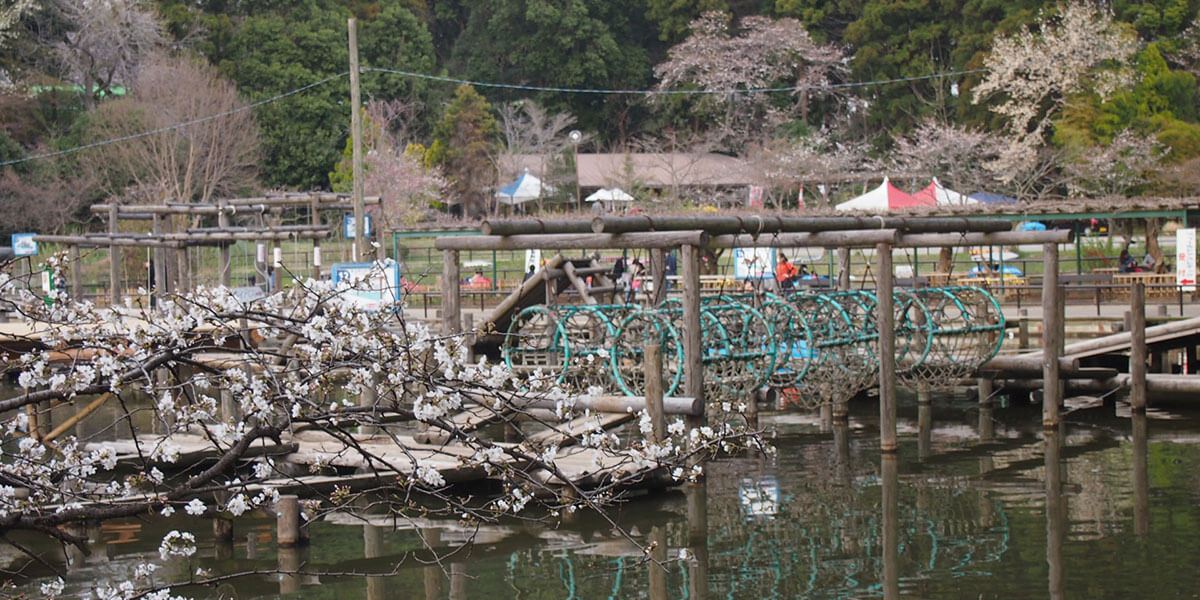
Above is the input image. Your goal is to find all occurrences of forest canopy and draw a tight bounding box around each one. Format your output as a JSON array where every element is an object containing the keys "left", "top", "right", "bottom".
[{"left": 2, "top": 0, "right": 1200, "bottom": 228}]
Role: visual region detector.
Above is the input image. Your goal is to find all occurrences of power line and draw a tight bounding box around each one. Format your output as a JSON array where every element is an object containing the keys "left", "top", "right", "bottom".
[
  {"left": 365, "top": 67, "right": 988, "bottom": 95},
  {"left": 0, "top": 72, "right": 350, "bottom": 168},
  {"left": 0, "top": 67, "right": 987, "bottom": 169}
]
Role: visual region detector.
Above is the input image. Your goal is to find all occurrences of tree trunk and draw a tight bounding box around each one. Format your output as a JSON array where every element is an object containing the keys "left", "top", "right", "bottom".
[
  {"left": 1145, "top": 218, "right": 1166, "bottom": 272},
  {"left": 937, "top": 247, "right": 954, "bottom": 275}
]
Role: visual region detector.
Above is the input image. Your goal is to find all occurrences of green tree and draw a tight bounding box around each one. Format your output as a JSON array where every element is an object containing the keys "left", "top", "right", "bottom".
[
  {"left": 646, "top": 0, "right": 729, "bottom": 42},
  {"left": 448, "top": 0, "right": 654, "bottom": 139},
  {"left": 173, "top": 0, "right": 436, "bottom": 190},
  {"left": 429, "top": 84, "right": 498, "bottom": 216}
]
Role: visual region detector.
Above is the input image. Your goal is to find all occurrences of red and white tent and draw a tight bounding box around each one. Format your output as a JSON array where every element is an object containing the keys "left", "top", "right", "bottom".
[
  {"left": 911, "top": 178, "right": 977, "bottom": 206},
  {"left": 834, "top": 177, "right": 932, "bottom": 212}
]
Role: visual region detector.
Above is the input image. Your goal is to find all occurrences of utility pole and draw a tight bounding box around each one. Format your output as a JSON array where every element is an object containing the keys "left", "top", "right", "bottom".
[{"left": 348, "top": 18, "right": 365, "bottom": 261}]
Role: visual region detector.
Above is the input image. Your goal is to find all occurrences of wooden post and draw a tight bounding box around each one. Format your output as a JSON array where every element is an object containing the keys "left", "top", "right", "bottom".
[
  {"left": 423, "top": 529, "right": 444, "bottom": 600},
  {"left": 837, "top": 246, "right": 851, "bottom": 291},
  {"left": 69, "top": 244, "right": 82, "bottom": 300},
  {"left": 349, "top": 18, "right": 366, "bottom": 260},
  {"left": 644, "top": 344, "right": 665, "bottom": 443},
  {"left": 278, "top": 546, "right": 301, "bottom": 595},
  {"left": 1018, "top": 308, "right": 1030, "bottom": 350},
  {"left": 151, "top": 215, "right": 165, "bottom": 304},
  {"left": 681, "top": 244, "right": 704, "bottom": 411},
  {"left": 276, "top": 494, "right": 302, "bottom": 547},
  {"left": 218, "top": 199, "right": 231, "bottom": 288},
  {"left": 917, "top": 402, "right": 932, "bottom": 461},
  {"left": 1130, "top": 282, "right": 1147, "bottom": 412},
  {"left": 651, "top": 247, "right": 666, "bottom": 305},
  {"left": 311, "top": 197, "right": 322, "bottom": 280},
  {"left": 108, "top": 204, "right": 120, "bottom": 307},
  {"left": 1042, "top": 243, "right": 1062, "bottom": 428},
  {"left": 364, "top": 524, "right": 383, "bottom": 600},
  {"left": 213, "top": 517, "right": 233, "bottom": 543},
  {"left": 978, "top": 376, "right": 994, "bottom": 405},
  {"left": 441, "top": 249, "right": 461, "bottom": 334},
  {"left": 876, "top": 242, "right": 897, "bottom": 453},
  {"left": 271, "top": 244, "right": 282, "bottom": 292}
]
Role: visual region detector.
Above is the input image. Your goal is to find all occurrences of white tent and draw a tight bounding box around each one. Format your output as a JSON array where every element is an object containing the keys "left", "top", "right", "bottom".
[
  {"left": 584, "top": 188, "right": 634, "bottom": 202},
  {"left": 495, "top": 169, "right": 557, "bottom": 205},
  {"left": 912, "top": 177, "right": 977, "bottom": 206},
  {"left": 834, "top": 177, "right": 930, "bottom": 212}
]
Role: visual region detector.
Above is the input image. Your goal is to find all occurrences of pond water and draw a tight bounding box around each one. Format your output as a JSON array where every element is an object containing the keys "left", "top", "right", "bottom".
[{"left": 8, "top": 392, "right": 1200, "bottom": 599}]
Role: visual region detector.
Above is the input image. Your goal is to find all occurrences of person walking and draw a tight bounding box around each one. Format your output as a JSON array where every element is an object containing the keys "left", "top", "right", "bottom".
[{"left": 776, "top": 254, "right": 798, "bottom": 290}]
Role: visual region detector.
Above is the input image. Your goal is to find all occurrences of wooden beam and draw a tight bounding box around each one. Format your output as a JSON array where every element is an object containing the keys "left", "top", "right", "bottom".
[
  {"left": 591, "top": 215, "right": 1013, "bottom": 235},
  {"left": 1042, "top": 242, "right": 1062, "bottom": 428},
  {"left": 876, "top": 241, "right": 896, "bottom": 453},
  {"left": 561, "top": 261, "right": 596, "bottom": 305},
  {"left": 434, "top": 231, "right": 708, "bottom": 251},
  {"left": 480, "top": 219, "right": 596, "bottom": 236},
  {"left": 895, "top": 230, "right": 1074, "bottom": 247},
  {"left": 681, "top": 244, "right": 704, "bottom": 410},
  {"left": 442, "top": 249, "right": 461, "bottom": 334},
  {"left": 708, "top": 229, "right": 898, "bottom": 248}
]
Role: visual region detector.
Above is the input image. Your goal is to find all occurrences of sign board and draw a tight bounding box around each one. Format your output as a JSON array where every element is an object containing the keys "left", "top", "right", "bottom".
[
  {"left": 331, "top": 259, "right": 401, "bottom": 311},
  {"left": 1177, "top": 227, "right": 1196, "bottom": 292},
  {"left": 343, "top": 214, "right": 373, "bottom": 238},
  {"left": 231, "top": 286, "right": 267, "bottom": 304},
  {"left": 747, "top": 185, "right": 764, "bottom": 208},
  {"left": 733, "top": 247, "right": 775, "bottom": 279},
  {"left": 12, "top": 233, "right": 37, "bottom": 256}
]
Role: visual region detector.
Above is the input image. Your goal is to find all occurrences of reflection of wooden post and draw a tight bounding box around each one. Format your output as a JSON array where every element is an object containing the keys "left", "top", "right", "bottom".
[
  {"left": 442, "top": 249, "right": 461, "bottom": 334},
  {"left": 423, "top": 529, "right": 444, "bottom": 600},
  {"left": 1130, "top": 282, "right": 1147, "bottom": 412},
  {"left": 917, "top": 402, "right": 932, "bottom": 461},
  {"left": 648, "top": 525, "right": 668, "bottom": 600},
  {"left": 1042, "top": 243, "right": 1062, "bottom": 428},
  {"left": 1045, "top": 429, "right": 1065, "bottom": 600},
  {"left": 365, "top": 524, "right": 383, "bottom": 600},
  {"left": 644, "top": 344, "right": 665, "bottom": 443},
  {"left": 881, "top": 454, "right": 899, "bottom": 600},
  {"left": 278, "top": 546, "right": 301, "bottom": 595},
  {"left": 1132, "top": 414, "right": 1149, "bottom": 536},
  {"left": 876, "top": 242, "right": 896, "bottom": 453},
  {"left": 449, "top": 562, "right": 467, "bottom": 600},
  {"left": 686, "top": 482, "right": 709, "bottom": 600}
]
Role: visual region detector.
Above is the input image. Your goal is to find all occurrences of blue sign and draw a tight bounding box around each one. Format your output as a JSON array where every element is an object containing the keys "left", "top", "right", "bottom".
[
  {"left": 12, "top": 233, "right": 38, "bottom": 256},
  {"left": 343, "top": 214, "right": 373, "bottom": 238},
  {"left": 331, "top": 260, "right": 401, "bottom": 311}
]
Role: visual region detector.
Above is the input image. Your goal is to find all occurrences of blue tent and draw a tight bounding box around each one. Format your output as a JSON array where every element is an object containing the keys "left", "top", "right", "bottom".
[
  {"left": 495, "top": 170, "right": 557, "bottom": 205},
  {"left": 968, "top": 192, "right": 1018, "bottom": 204}
]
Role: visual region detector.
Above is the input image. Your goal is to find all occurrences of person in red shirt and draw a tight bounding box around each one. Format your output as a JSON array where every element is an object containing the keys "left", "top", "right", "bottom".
[{"left": 776, "top": 254, "right": 798, "bottom": 290}]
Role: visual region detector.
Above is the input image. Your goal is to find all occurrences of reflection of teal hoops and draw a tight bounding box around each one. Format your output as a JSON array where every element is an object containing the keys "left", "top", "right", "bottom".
[
  {"left": 609, "top": 309, "right": 684, "bottom": 397},
  {"left": 503, "top": 305, "right": 571, "bottom": 384}
]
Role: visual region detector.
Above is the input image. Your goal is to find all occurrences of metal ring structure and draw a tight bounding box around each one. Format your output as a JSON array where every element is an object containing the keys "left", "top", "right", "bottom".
[{"left": 499, "top": 286, "right": 1004, "bottom": 408}]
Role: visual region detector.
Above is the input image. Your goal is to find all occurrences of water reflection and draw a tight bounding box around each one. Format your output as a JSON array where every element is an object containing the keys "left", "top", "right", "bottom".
[
  {"left": 1045, "top": 427, "right": 1065, "bottom": 600},
  {"left": 10, "top": 395, "right": 1200, "bottom": 599}
]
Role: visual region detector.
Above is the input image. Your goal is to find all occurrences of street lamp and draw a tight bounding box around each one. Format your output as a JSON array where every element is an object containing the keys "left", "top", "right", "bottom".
[{"left": 569, "top": 130, "right": 582, "bottom": 213}]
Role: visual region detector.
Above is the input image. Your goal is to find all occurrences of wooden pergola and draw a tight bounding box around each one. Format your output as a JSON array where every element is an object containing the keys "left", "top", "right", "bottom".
[
  {"left": 437, "top": 215, "right": 1073, "bottom": 452},
  {"left": 34, "top": 192, "right": 381, "bottom": 305}
]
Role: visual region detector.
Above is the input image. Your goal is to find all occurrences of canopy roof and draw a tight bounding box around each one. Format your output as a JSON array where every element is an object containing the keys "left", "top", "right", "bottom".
[
  {"left": 911, "top": 178, "right": 977, "bottom": 206},
  {"left": 835, "top": 177, "right": 932, "bottom": 212},
  {"left": 969, "top": 192, "right": 1018, "bottom": 204},
  {"left": 585, "top": 188, "right": 634, "bottom": 202},
  {"left": 495, "top": 170, "right": 557, "bottom": 205}
]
